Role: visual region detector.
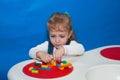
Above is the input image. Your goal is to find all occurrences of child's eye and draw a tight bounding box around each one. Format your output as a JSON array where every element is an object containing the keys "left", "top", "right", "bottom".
[
  {"left": 50, "top": 35, "right": 55, "bottom": 38},
  {"left": 60, "top": 36, "right": 65, "bottom": 38}
]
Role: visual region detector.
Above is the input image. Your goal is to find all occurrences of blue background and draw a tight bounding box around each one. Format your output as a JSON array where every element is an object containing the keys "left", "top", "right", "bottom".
[{"left": 0, "top": 0, "right": 120, "bottom": 80}]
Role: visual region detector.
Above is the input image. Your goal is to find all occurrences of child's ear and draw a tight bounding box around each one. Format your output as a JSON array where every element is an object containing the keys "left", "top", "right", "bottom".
[{"left": 68, "top": 30, "right": 73, "bottom": 38}]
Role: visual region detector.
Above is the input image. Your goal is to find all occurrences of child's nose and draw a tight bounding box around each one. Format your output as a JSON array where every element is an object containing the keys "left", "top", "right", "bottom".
[{"left": 55, "top": 37, "right": 60, "bottom": 43}]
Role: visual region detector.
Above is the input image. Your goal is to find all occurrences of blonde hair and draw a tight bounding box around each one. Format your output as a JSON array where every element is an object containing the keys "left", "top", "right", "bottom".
[{"left": 47, "top": 12, "right": 75, "bottom": 40}]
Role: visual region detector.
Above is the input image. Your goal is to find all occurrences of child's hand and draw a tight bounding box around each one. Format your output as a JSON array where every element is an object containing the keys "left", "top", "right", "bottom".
[
  {"left": 53, "top": 46, "right": 65, "bottom": 61},
  {"left": 36, "top": 51, "right": 53, "bottom": 63}
]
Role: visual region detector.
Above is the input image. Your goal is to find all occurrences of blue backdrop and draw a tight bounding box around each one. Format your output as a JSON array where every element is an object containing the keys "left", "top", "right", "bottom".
[{"left": 0, "top": 0, "right": 120, "bottom": 80}]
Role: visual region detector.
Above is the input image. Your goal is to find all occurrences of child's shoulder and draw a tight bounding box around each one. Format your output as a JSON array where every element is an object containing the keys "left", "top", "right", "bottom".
[
  {"left": 37, "top": 41, "right": 49, "bottom": 46},
  {"left": 41, "top": 41, "right": 49, "bottom": 44},
  {"left": 70, "top": 40, "right": 78, "bottom": 43},
  {"left": 70, "top": 40, "right": 82, "bottom": 45}
]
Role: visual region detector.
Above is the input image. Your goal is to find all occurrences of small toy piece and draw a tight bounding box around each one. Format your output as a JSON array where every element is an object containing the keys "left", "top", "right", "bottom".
[
  {"left": 31, "top": 70, "right": 38, "bottom": 74},
  {"left": 28, "top": 67, "right": 33, "bottom": 71},
  {"left": 34, "top": 61, "right": 42, "bottom": 66}
]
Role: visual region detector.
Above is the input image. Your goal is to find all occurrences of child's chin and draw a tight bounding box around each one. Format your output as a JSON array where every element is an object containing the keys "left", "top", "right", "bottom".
[{"left": 55, "top": 46, "right": 60, "bottom": 49}]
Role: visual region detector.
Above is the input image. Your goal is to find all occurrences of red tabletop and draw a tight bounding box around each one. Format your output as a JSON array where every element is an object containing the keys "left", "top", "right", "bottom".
[{"left": 100, "top": 47, "right": 120, "bottom": 60}]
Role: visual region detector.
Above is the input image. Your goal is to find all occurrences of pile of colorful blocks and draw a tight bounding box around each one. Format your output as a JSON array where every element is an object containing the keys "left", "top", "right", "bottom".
[{"left": 28, "top": 60, "right": 73, "bottom": 74}]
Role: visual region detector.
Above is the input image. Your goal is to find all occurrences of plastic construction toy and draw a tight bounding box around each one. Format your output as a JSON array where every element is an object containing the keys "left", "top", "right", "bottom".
[{"left": 28, "top": 60, "right": 73, "bottom": 74}]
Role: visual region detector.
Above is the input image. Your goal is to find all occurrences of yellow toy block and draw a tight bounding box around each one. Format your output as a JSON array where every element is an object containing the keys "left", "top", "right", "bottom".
[
  {"left": 31, "top": 70, "right": 38, "bottom": 74},
  {"left": 28, "top": 67, "right": 33, "bottom": 71},
  {"left": 41, "top": 65, "right": 48, "bottom": 68}
]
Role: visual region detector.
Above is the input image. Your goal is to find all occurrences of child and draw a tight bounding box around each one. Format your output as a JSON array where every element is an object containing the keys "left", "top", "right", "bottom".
[{"left": 29, "top": 12, "right": 85, "bottom": 63}]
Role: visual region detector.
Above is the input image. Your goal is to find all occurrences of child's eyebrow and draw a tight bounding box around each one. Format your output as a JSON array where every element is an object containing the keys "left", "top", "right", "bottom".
[
  {"left": 59, "top": 34, "right": 66, "bottom": 35},
  {"left": 50, "top": 33, "right": 57, "bottom": 35}
]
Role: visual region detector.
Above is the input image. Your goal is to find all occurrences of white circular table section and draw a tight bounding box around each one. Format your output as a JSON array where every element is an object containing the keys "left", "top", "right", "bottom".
[
  {"left": 7, "top": 45, "right": 120, "bottom": 80},
  {"left": 86, "top": 64, "right": 120, "bottom": 80}
]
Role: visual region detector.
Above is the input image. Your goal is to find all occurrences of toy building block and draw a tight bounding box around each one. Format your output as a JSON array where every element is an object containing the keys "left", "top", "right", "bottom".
[
  {"left": 28, "top": 67, "right": 34, "bottom": 71},
  {"left": 41, "top": 65, "right": 49, "bottom": 68},
  {"left": 34, "top": 61, "right": 42, "bottom": 66},
  {"left": 39, "top": 67, "right": 51, "bottom": 70},
  {"left": 59, "top": 66, "right": 64, "bottom": 70},
  {"left": 31, "top": 70, "right": 39, "bottom": 74}
]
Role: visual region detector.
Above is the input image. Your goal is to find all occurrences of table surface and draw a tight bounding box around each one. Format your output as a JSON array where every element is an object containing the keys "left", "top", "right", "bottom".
[{"left": 7, "top": 45, "right": 120, "bottom": 80}]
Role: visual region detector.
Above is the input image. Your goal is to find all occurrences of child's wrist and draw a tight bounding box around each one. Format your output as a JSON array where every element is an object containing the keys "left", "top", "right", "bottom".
[
  {"left": 36, "top": 51, "right": 41, "bottom": 59},
  {"left": 36, "top": 51, "right": 44, "bottom": 59},
  {"left": 60, "top": 46, "right": 66, "bottom": 55}
]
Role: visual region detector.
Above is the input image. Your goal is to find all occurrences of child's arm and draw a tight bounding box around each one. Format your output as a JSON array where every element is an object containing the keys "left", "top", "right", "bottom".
[
  {"left": 63, "top": 40, "right": 85, "bottom": 56},
  {"left": 29, "top": 41, "right": 48, "bottom": 59},
  {"left": 29, "top": 41, "right": 53, "bottom": 63},
  {"left": 53, "top": 41, "right": 84, "bottom": 61},
  {"left": 53, "top": 46, "right": 65, "bottom": 61}
]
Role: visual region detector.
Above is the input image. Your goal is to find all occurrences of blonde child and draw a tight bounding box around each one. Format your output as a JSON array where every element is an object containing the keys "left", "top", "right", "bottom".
[{"left": 29, "top": 12, "right": 85, "bottom": 63}]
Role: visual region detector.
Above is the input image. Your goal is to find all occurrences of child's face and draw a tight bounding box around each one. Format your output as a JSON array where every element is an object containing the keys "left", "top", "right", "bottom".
[{"left": 49, "top": 31, "right": 72, "bottom": 49}]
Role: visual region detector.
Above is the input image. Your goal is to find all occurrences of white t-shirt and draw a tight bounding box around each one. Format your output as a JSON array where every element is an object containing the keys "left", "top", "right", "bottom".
[{"left": 29, "top": 40, "right": 85, "bottom": 59}]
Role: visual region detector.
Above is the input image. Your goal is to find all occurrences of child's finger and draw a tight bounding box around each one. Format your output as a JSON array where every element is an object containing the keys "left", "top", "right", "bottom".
[
  {"left": 50, "top": 55, "right": 54, "bottom": 59},
  {"left": 57, "top": 56, "right": 62, "bottom": 62},
  {"left": 53, "top": 54, "right": 56, "bottom": 61}
]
